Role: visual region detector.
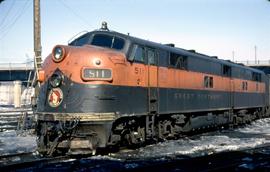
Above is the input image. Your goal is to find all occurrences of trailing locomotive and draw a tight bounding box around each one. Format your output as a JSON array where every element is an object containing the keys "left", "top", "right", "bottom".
[{"left": 36, "top": 22, "right": 270, "bottom": 156}]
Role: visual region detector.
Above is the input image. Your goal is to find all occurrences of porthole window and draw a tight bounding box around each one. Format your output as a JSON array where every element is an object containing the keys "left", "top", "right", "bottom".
[{"left": 204, "top": 76, "right": 213, "bottom": 88}]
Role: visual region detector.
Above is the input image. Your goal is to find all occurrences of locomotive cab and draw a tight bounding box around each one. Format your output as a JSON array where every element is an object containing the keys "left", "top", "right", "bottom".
[{"left": 36, "top": 23, "right": 152, "bottom": 155}]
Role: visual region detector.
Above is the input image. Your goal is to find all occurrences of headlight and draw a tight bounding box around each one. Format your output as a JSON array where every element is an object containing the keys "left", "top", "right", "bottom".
[
  {"left": 50, "top": 73, "right": 62, "bottom": 87},
  {"left": 52, "top": 46, "right": 65, "bottom": 62}
]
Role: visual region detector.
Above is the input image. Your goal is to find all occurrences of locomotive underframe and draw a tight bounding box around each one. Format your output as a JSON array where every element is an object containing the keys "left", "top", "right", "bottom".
[
  {"left": 36, "top": 112, "right": 117, "bottom": 156},
  {"left": 36, "top": 106, "right": 269, "bottom": 156}
]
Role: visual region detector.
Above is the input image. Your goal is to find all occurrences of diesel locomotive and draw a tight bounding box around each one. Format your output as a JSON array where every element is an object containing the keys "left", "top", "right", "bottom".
[{"left": 36, "top": 22, "right": 270, "bottom": 156}]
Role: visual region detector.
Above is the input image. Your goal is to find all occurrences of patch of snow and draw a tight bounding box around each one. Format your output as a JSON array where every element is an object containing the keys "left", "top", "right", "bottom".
[{"left": 0, "top": 130, "right": 36, "bottom": 155}]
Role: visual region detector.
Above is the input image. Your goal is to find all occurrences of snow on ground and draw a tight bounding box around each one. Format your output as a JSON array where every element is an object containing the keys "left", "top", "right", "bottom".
[
  {"left": 0, "top": 130, "right": 36, "bottom": 156},
  {"left": 0, "top": 107, "right": 36, "bottom": 156},
  {"left": 237, "top": 118, "right": 270, "bottom": 135},
  {"left": 110, "top": 118, "right": 270, "bottom": 159}
]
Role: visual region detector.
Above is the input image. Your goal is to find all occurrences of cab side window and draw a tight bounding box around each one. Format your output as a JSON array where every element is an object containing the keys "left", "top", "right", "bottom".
[
  {"left": 146, "top": 48, "right": 156, "bottom": 65},
  {"left": 129, "top": 45, "right": 157, "bottom": 65},
  {"left": 130, "top": 44, "right": 145, "bottom": 63}
]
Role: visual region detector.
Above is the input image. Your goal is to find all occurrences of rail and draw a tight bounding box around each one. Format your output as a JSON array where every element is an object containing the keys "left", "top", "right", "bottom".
[{"left": 1, "top": 143, "right": 270, "bottom": 171}]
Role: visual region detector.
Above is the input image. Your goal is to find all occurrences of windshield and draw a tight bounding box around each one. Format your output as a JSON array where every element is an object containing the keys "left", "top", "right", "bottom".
[
  {"left": 91, "top": 34, "right": 125, "bottom": 50},
  {"left": 69, "top": 33, "right": 125, "bottom": 51},
  {"left": 69, "top": 33, "right": 91, "bottom": 46}
]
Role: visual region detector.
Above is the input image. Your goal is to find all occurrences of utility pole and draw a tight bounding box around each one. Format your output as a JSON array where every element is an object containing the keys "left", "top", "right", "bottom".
[
  {"left": 34, "top": 0, "right": 42, "bottom": 72},
  {"left": 232, "top": 50, "right": 235, "bottom": 62},
  {"left": 33, "top": 0, "right": 42, "bottom": 107}
]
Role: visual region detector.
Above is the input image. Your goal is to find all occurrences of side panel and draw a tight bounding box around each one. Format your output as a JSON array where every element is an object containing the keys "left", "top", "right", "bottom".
[
  {"left": 37, "top": 81, "right": 148, "bottom": 114},
  {"left": 233, "top": 92, "right": 265, "bottom": 108},
  {"left": 38, "top": 81, "right": 266, "bottom": 117},
  {"left": 159, "top": 88, "right": 231, "bottom": 114}
]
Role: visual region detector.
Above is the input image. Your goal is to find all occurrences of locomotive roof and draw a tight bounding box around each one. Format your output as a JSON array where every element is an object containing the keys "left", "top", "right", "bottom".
[{"left": 90, "top": 29, "right": 264, "bottom": 74}]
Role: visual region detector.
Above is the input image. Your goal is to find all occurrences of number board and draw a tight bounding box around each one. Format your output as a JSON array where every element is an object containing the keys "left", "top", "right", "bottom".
[{"left": 82, "top": 68, "right": 112, "bottom": 81}]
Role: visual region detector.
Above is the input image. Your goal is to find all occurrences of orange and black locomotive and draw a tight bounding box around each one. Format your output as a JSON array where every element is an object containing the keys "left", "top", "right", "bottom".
[{"left": 36, "top": 22, "right": 270, "bottom": 155}]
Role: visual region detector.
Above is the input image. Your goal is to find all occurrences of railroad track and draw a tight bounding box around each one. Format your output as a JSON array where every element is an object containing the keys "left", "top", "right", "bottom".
[
  {"left": 0, "top": 152, "right": 71, "bottom": 171},
  {"left": 1, "top": 143, "right": 269, "bottom": 171},
  {"left": 121, "top": 143, "right": 270, "bottom": 171}
]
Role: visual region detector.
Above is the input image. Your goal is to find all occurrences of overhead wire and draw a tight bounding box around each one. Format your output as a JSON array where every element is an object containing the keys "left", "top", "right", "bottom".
[
  {"left": 0, "top": 0, "right": 16, "bottom": 29},
  {"left": 0, "top": 0, "right": 31, "bottom": 41},
  {"left": 58, "top": 0, "right": 92, "bottom": 29},
  {"left": 1, "top": 0, "right": 92, "bottom": 41},
  {"left": 0, "top": 0, "right": 31, "bottom": 33}
]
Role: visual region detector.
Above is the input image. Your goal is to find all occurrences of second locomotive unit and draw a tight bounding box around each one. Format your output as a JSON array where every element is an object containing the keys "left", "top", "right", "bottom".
[{"left": 36, "top": 22, "right": 270, "bottom": 155}]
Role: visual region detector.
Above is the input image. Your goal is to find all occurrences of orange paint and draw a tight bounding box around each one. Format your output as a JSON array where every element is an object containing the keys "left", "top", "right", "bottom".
[
  {"left": 41, "top": 45, "right": 266, "bottom": 94},
  {"left": 38, "top": 70, "right": 45, "bottom": 83}
]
